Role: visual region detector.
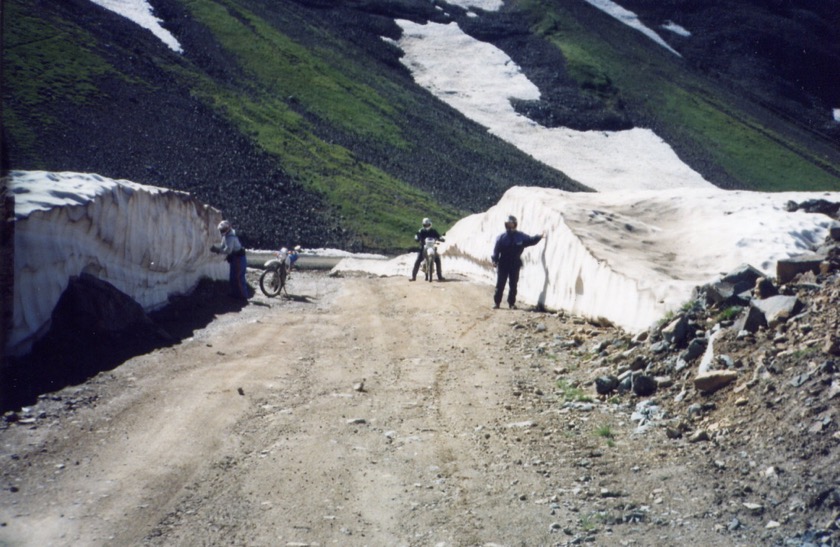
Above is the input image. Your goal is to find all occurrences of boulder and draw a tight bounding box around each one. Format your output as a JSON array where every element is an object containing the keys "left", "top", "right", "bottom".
[
  {"left": 694, "top": 370, "right": 738, "bottom": 393},
  {"left": 720, "top": 264, "right": 765, "bottom": 294},
  {"left": 735, "top": 295, "right": 804, "bottom": 332},
  {"left": 681, "top": 337, "right": 708, "bottom": 362},
  {"left": 661, "top": 314, "right": 690, "bottom": 348},
  {"left": 776, "top": 254, "right": 825, "bottom": 284},
  {"left": 735, "top": 304, "right": 767, "bottom": 334},
  {"left": 594, "top": 375, "right": 619, "bottom": 395},
  {"left": 704, "top": 281, "right": 751, "bottom": 308},
  {"left": 632, "top": 374, "right": 657, "bottom": 397},
  {"left": 752, "top": 295, "right": 804, "bottom": 328},
  {"left": 753, "top": 277, "right": 778, "bottom": 299}
]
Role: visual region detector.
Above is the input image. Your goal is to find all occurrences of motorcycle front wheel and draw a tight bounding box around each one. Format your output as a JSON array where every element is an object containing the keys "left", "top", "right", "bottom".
[{"left": 259, "top": 266, "right": 286, "bottom": 297}]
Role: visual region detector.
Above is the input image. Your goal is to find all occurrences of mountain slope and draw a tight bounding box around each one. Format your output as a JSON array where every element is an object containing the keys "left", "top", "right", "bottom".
[{"left": 3, "top": 0, "right": 839, "bottom": 251}]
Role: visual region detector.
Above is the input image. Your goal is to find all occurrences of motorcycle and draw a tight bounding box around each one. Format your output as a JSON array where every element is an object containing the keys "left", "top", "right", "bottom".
[
  {"left": 259, "top": 248, "right": 291, "bottom": 297},
  {"left": 421, "top": 237, "right": 443, "bottom": 282}
]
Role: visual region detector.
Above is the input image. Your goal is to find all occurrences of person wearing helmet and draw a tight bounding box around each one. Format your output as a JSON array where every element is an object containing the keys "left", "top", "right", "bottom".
[
  {"left": 490, "top": 215, "right": 545, "bottom": 309},
  {"left": 410, "top": 217, "right": 445, "bottom": 281},
  {"left": 210, "top": 220, "right": 250, "bottom": 300}
]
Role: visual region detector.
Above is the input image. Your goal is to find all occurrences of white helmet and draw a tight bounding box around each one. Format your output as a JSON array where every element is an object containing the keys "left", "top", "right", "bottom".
[
  {"left": 422, "top": 218, "right": 431, "bottom": 227},
  {"left": 294, "top": 245, "right": 302, "bottom": 252},
  {"left": 218, "top": 220, "right": 231, "bottom": 233}
]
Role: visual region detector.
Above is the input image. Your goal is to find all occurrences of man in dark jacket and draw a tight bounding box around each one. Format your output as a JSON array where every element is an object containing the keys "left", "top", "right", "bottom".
[
  {"left": 410, "top": 217, "right": 445, "bottom": 281},
  {"left": 491, "top": 215, "right": 545, "bottom": 309}
]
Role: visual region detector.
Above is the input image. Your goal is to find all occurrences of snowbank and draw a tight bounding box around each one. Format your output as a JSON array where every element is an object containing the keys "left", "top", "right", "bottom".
[
  {"left": 391, "top": 19, "right": 709, "bottom": 192},
  {"left": 8, "top": 171, "right": 226, "bottom": 355},
  {"left": 336, "top": 186, "right": 840, "bottom": 333}
]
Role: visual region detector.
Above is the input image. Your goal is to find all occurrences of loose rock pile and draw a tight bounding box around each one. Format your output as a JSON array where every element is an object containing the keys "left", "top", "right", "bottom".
[{"left": 487, "top": 212, "right": 839, "bottom": 545}]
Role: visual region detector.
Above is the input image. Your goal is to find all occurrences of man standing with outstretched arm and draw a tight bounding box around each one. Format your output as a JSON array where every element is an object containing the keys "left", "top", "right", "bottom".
[{"left": 491, "top": 215, "right": 545, "bottom": 309}]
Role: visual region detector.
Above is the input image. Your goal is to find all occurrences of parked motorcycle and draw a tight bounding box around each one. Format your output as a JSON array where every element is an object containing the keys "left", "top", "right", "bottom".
[
  {"left": 260, "top": 248, "right": 291, "bottom": 297},
  {"left": 421, "top": 237, "right": 443, "bottom": 282}
]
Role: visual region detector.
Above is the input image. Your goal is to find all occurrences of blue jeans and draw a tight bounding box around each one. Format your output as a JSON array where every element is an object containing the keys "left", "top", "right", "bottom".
[{"left": 228, "top": 254, "right": 249, "bottom": 299}]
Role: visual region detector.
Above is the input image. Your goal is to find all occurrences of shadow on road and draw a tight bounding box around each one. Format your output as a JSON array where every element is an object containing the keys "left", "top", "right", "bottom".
[{"left": 1, "top": 279, "right": 248, "bottom": 413}]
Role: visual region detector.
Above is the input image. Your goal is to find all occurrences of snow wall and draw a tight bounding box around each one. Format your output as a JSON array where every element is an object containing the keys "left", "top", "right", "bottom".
[
  {"left": 338, "top": 186, "right": 839, "bottom": 334},
  {"left": 7, "top": 171, "right": 228, "bottom": 356}
]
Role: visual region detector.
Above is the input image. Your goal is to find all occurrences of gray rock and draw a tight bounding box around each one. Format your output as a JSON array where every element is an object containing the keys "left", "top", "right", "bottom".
[
  {"left": 777, "top": 253, "right": 825, "bottom": 284},
  {"left": 661, "top": 315, "right": 690, "bottom": 348},
  {"left": 594, "top": 375, "right": 619, "bottom": 395},
  {"left": 681, "top": 337, "right": 707, "bottom": 362},
  {"left": 704, "top": 281, "right": 751, "bottom": 308},
  {"left": 632, "top": 374, "right": 657, "bottom": 397},
  {"left": 753, "top": 295, "right": 805, "bottom": 328},
  {"left": 650, "top": 340, "right": 670, "bottom": 354},
  {"left": 721, "top": 264, "right": 765, "bottom": 292},
  {"left": 694, "top": 370, "right": 738, "bottom": 393},
  {"left": 687, "top": 430, "right": 710, "bottom": 442}
]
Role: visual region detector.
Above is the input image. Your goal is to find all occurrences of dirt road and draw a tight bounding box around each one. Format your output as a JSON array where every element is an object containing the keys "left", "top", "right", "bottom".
[{"left": 0, "top": 272, "right": 775, "bottom": 546}]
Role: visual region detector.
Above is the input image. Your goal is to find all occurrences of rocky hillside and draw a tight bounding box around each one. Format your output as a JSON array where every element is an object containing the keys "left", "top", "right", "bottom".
[
  {"left": 3, "top": 0, "right": 840, "bottom": 251},
  {"left": 481, "top": 208, "right": 840, "bottom": 544}
]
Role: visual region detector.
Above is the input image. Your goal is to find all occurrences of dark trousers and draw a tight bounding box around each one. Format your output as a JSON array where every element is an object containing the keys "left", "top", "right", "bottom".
[
  {"left": 228, "top": 254, "right": 249, "bottom": 299},
  {"left": 412, "top": 249, "right": 443, "bottom": 280},
  {"left": 494, "top": 262, "right": 520, "bottom": 306}
]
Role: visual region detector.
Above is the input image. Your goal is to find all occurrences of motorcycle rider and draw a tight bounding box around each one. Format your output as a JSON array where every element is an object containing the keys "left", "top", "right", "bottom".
[
  {"left": 410, "top": 217, "right": 445, "bottom": 282},
  {"left": 211, "top": 220, "right": 250, "bottom": 300}
]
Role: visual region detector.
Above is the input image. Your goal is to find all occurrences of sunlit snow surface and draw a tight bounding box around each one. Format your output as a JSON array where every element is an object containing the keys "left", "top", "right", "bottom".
[
  {"left": 662, "top": 21, "right": 691, "bottom": 37},
  {"left": 89, "top": 0, "right": 182, "bottom": 52},
  {"left": 9, "top": 171, "right": 225, "bottom": 355},
  {"left": 391, "top": 19, "right": 709, "bottom": 192},
  {"left": 583, "top": 0, "right": 681, "bottom": 56},
  {"left": 336, "top": 186, "right": 840, "bottom": 332},
  {"left": 446, "top": 0, "right": 503, "bottom": 10}
]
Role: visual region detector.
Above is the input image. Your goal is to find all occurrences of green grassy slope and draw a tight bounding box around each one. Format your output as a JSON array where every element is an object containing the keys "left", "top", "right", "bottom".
[
  {"left": 517, "top": 0, "right": 840, "bottom": 191},
  {"left": 4, "top": 0, "right": 839, "bottom": 252},
  {"left": 2, "top": 0, "right": 583, "bottom": 250}
]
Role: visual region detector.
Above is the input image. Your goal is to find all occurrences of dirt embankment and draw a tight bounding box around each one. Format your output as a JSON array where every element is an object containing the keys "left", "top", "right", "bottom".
[{"left": 0, "top": 271, "right": 836, "bottom": 546}]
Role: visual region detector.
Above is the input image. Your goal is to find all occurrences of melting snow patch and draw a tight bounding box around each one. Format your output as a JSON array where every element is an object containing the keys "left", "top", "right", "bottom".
[
  {"left": 446, "top": 0, "right": 503, "bottom": 10},
  {"left": 583, "top": 0, "right": 681, "bottom": 57},
  {"left": 392, "top": 19, "right": 709, "bottom": 191},
  {"left": 662, "top": 20, "right": 691, "bottom": 37},
  {"left": 89, "top": 0, "right": 182, "bottom": 53}
]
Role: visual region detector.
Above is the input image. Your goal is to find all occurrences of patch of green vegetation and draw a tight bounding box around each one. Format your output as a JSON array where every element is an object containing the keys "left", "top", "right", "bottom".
[
  {"left": 183, "top": 0, "right": 405, "bottom": 147},
  {"left": 789, "top": 346, "right": 819, "bottom": 360},
  {"left": 579, "top": 512, "right": 608, "bottom": 531},
  {"left": 171, "top": 0, "right": 469, "bottom": 247},
  {"left": 595, "top": 424, "right": 614, "bottom": 439},
  {"left": 557, "top": 378, "right": 593, "bottom": 403},
  {"left": 2, "top": 0, "right": 117, "bottom": 126},
  {"left": 716, "top": 306, "right": 743, "bottom": 322},
  {"left": 519, "top": 0, "right": 840, "bottom": 191},
  {"left": 206, "top": 89, "right": 462, "bottom": 248}
]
